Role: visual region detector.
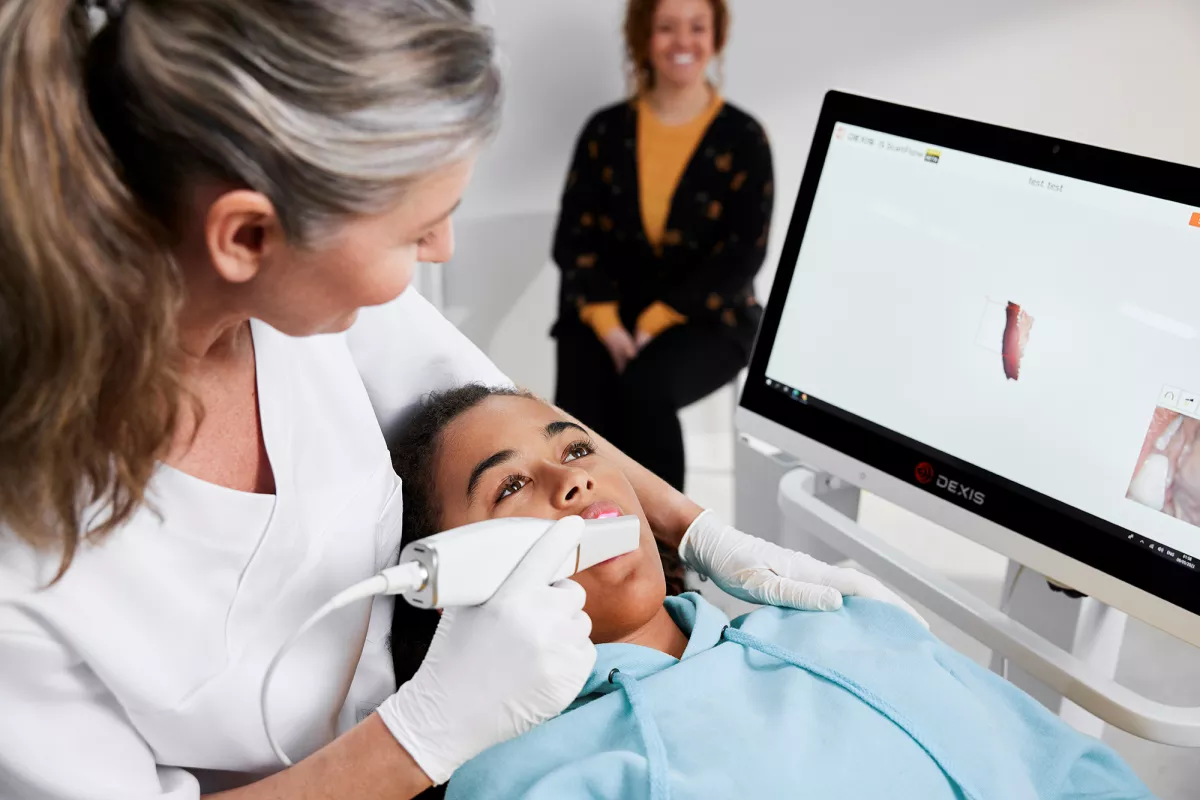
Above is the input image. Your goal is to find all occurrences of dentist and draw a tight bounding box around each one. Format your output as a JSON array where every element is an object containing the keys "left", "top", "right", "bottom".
[{"left": 0, "top": 2, "right": 907, "bottom": 799}]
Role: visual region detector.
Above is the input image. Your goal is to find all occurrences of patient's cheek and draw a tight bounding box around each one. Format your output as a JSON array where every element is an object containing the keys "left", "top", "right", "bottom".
[{"left": 575, "top": 543, "right": 667, "bottom": 644}]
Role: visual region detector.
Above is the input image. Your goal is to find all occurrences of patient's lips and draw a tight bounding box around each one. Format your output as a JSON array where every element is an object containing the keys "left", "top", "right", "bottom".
[{"left": 580, "top": 501, "right": 622, "bottom": 521}]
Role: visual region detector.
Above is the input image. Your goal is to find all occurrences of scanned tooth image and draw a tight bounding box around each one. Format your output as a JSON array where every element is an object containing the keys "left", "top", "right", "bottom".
[
  {"left": 1001, "top": 302, "right": 1034, "bottom": 381},
  {"left": 974, "top": 299, "right": 1035, "bottom": 381},
  {"left": 1127, "top": 407, "right": 1200, "bottom": 526}
]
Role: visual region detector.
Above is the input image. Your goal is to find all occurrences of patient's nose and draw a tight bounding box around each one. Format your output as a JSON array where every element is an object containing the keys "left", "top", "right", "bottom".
[{"left": 553, "top": 465, "right": 594, "bottom": 508}]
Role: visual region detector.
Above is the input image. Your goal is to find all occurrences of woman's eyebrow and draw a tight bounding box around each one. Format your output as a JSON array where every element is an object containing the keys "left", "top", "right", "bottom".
[
  {"left": 544, "top": 420, "right": 588, "bottom": 439},
  {"left": 466, "top": 449, "right": 516, "bottom": 502},
  {"left": 415, "top": 199, "right": 461, "bottom": 232}
]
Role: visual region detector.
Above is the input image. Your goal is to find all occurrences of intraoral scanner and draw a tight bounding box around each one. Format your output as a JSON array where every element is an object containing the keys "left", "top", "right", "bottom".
[{"left": 263, "top": 514, "right": 642, "bottom": 765}]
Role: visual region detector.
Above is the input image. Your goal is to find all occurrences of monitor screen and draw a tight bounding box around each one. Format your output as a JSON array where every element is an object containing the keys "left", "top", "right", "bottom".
[{"left": 742, "top": 92, "right": 1200, "bottom": 624}]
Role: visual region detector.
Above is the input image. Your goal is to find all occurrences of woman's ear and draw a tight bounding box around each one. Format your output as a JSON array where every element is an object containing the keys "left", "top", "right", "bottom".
[{"left": 204, "top": 190, "right": 285, "bottom": 284}]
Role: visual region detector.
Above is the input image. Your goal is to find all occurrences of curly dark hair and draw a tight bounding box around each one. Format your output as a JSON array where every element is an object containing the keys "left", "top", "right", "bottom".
[{"left": 624, "top": 0, "right": 730, "bottom": 96}]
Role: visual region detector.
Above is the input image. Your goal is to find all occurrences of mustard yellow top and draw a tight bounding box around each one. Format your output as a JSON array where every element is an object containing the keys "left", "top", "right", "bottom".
[
  {"left": 577, "top": 93, "right": 724, "bottom": 342},
  {"left": 637, "top": 91, "right": 724, "bottom": 249},
  {"left": 579, "top": 301, "right": 623, "bottom": 339}
]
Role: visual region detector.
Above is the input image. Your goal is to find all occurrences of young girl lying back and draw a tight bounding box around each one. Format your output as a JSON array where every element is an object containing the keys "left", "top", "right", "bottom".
[{"left": 388, "top": 385, "right": 1154, "bottom": 800}]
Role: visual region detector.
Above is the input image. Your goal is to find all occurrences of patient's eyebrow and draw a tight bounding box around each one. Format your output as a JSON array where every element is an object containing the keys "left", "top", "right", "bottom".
[
  {"left": 544, "top": 420, "right": 589, "bottom": 439},
  {"left": 467, "top": 449, "right": 516, "bottom": 502}
]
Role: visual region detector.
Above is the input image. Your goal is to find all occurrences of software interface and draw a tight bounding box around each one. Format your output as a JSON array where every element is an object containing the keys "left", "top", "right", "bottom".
[{"left": 765, "top": 123, "right": 1200, "bottom": 567}]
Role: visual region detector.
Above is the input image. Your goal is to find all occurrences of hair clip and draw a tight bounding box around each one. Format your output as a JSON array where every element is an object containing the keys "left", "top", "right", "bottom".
[{"left": 78, "top": 0, "right": 128, "bottom": 37}]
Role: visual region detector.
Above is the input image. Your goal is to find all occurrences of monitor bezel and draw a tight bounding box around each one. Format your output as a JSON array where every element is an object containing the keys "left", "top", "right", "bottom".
[{"left": 740, "top": 90, "right": 1200, "bottom": 645}]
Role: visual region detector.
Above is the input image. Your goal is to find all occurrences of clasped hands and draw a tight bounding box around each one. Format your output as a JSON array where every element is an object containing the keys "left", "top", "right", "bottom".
[{"left": 601, "top": 326, "right": 655, "bottom": 373}]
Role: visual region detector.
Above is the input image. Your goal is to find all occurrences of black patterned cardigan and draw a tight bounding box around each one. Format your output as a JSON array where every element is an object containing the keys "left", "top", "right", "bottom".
[{"left": 550, "top": 99, "right": 775, "bottom": 357}]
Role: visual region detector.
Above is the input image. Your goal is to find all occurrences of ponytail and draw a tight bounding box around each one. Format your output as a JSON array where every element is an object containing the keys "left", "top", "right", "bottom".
[{"left": 0, "top": 0, "right": 185, "bottom": 582}]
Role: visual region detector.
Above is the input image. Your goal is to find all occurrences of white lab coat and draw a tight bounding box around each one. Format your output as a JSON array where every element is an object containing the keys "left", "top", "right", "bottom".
[{"left": 0, "top": 289, "right": 508, "bottom": 799}]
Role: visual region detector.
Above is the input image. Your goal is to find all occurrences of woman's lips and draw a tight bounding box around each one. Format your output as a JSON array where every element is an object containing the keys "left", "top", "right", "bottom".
[{"left": 580, "top": 501, "right": 622, "bottom": 521}]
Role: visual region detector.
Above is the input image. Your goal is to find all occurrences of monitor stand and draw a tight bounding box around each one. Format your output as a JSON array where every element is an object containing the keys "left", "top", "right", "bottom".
[
  {"left": 772, "top": 466, "right": 1200, "bottom": 746},
  {"left": 989, "top": 561, "right": 1128, "bottom": 739}
]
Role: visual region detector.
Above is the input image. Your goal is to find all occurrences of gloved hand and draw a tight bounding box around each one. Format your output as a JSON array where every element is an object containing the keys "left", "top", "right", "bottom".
[
  {"left": 379, "top": 516, "right": 596, "bottom": 785},
  {"left": 679, "top": 510, "right": 927, "bottom": 626}
]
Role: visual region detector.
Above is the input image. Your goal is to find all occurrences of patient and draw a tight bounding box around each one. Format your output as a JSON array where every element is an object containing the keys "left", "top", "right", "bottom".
[{"left": 389, "top": 385, "right": 1154, "bottom": 800}]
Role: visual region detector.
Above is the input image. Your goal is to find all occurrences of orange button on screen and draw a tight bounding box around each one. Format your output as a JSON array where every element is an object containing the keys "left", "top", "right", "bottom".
[{"left": 1190, "top": 212, "right": 1200, "bottom": 227}]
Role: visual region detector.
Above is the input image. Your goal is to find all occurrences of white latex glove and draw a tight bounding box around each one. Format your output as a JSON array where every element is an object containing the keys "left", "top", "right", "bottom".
[
  {"left": 379, "top": 516, "right": 596, "bottom": 785},
  {"left": 679, "top": 510, "right": 927, "bottom": 626}
]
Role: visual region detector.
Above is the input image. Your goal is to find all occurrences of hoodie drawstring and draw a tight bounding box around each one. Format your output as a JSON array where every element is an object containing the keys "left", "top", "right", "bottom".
[
  {"left": 721, "top": 626, "right": 980, "bottom": 800},
  {"left": 609, "top": 668, "right": 670, "bottom": 800}
]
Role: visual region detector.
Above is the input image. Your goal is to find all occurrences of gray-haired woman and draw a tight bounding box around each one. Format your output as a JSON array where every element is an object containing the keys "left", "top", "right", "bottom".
[{"left": 0, "top": 2, "right": 912, "bottom": 798}]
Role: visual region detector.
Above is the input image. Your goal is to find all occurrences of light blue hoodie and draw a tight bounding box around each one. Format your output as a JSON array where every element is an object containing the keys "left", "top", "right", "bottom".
[{"left": 447, "top": 593, "right": 1154, "bottom": 800}]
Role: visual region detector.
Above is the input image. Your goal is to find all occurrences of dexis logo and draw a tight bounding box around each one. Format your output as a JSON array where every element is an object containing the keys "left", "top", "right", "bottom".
[{"left": 914, "top": 462, "right": 986, "bottom": 506}]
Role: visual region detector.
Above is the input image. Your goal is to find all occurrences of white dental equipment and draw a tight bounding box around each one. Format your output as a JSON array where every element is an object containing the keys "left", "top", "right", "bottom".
[{"left": 261, "top": 514, "right": 641, "bottom": 766}]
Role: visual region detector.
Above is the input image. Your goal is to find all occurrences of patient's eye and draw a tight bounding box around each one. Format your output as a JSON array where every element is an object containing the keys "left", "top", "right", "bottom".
[
  {"left": 563, "top": 439, "right": 595, "bottom": 463},
  {"left": 495, "top": 474, "right": 529, "bottom": 503}
]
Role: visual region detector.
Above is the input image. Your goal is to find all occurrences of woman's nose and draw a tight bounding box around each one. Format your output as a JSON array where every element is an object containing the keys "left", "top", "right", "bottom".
[
  {"left": 551, "top": 465, "right": 594, "bottom": 508},
  {"left": 419, "top": 217, "right": 456, "bottom": 264}
]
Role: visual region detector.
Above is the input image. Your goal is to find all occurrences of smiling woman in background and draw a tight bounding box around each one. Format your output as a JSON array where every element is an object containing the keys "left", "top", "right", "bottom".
[{"left": 551, "top": 0, "right": 772, "bottom": 517}]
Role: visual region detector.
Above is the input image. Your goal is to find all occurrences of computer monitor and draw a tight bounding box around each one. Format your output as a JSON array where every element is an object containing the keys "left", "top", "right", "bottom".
[{"left": 737, "top": 91, "right": 1200, "bottom": 647}]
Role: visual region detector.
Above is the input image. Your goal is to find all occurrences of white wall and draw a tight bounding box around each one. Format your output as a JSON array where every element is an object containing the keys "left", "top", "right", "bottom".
[{"left": 452, "top": 0, "right": 1200, "bottom": 398}]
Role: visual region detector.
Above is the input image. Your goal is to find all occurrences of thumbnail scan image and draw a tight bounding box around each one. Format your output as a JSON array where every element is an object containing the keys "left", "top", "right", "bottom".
[
  {"left": 974, "top": 299, "right": 1035, "bottom": 380},
  {"left": 1127, "top": 407, "right": 1200, "bottom": 527}
]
